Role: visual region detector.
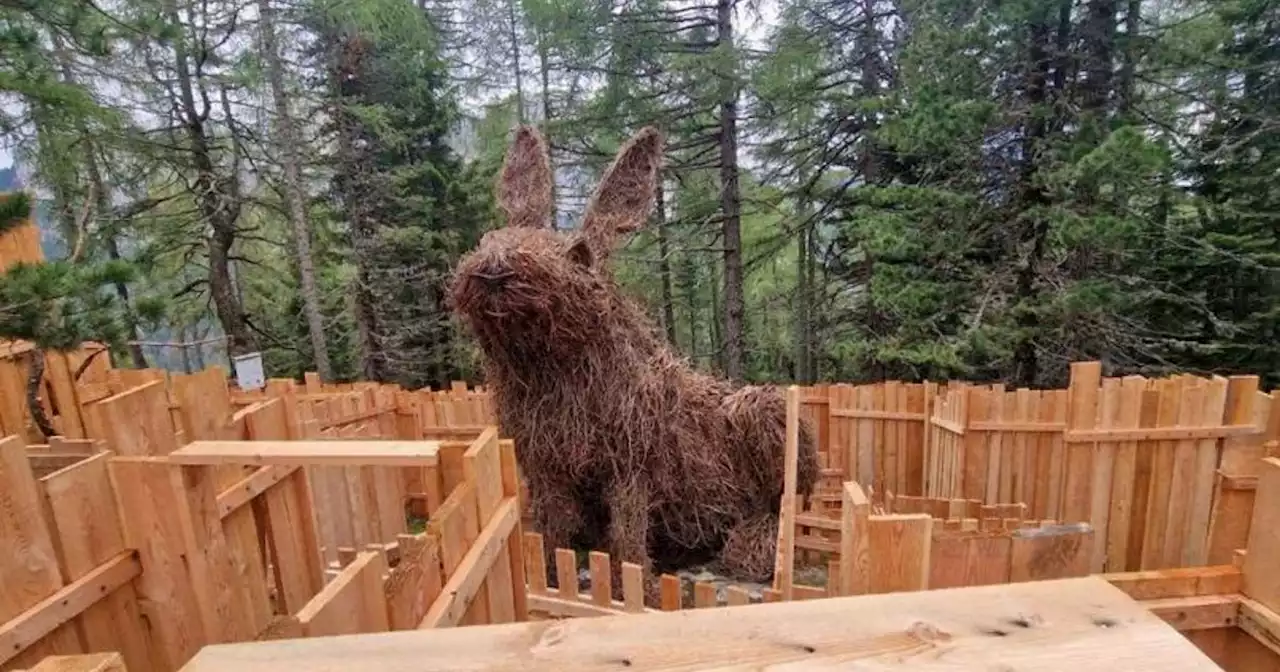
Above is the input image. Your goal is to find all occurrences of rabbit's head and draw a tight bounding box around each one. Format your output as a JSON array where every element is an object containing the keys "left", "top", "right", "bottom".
[{"left": 450, "top": 125, "right": 664, "bottom": 353}]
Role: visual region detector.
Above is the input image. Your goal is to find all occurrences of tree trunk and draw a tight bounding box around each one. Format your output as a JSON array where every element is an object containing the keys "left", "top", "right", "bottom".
[
  {"left": 26, "top": 349, "right": 56, "bottom": 439},
  {"left": 1117, "top": 0, "right": 1139, "bottom": 119},
  {"left": 508, "top": 0, "right": 526, "bottom": 123},
  {"left": 258, "top": 0, "right": 333, "bottom": 381},
  {"left": 654, "top": 182, "right": 677, "bottom": 346},
  {"left": 167, "top": 1, "right": 257, "bottom": 357},
  {"left": 537, "top": 40, "right": 557, "bottom": 227},
  {"left": 716, "top": 0, "right": 744, "bottom": 380},
  {"left": 793, "top": 203, "right": 810, "bottom": 384},
  {"left": 1012, "top": 9, "right": 1055, "bottom": 387}
]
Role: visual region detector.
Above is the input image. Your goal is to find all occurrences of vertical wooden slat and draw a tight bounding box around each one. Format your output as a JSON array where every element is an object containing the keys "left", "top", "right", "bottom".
[
  {"left": 838, "top": 482, "right": 870, "bottom": 596},
  {"left": 772, "top": 386, "right": 800, "bottom": 600},
  {"left": 498, "top": 439, "right": 528, "bottom": 621},
  {"left": 1088, "top": 378, "right": 1118, "bottom": 572},
  {"left": 986, "top": 385, "right": 1006, "bottom": 504},
  {"left": 1105, "top": 377, "right": 1144, "bottom": 572},
  {"left": 1065, "top": 361, "right": 1101, "bottom": 525},
  {"left": 867, "top": 513, "right": 932, "bottom": 594},
  {"left": 1184, "top": 377, "right": 1229, "bottom": 566},
  {"left": 463, "top": 430, "right": 512, "bottom": 624},
  {"left": 659, "top": 575, "right": 681, "bottom": 611},
  {"left": 554, "top": 549, "right": 578, "bottom": 604},
  {"left": 588, "top": 551, "right": 612, "bottom": 607},
  {"left": 1162, "top": 381, "right": 1204, "bottom": 567},
  {"left": 523, "top": 533, "right": 548, "bottom": 595},
  {"left": 1241, "top": 458, "right": 1280, "bottom": 613},
  {"left": 621, "top": 563, "right": 645, "bottom": 613},
  {"left": 109, "top": 457, "right": 205, "bottom": 670},
  {"left": 0, "top": 435, "right": 84, "bottom": 668},
  {"left": 40, "top": 452, "right": 151, "bottom": 671}
]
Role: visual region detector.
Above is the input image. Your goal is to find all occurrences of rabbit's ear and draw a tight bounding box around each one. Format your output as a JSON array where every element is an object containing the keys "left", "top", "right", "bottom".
[
  {"left": 581, "top": 127, "right": 664, "bottom": 256},
  {"left": 497, "top": 125, "right": 554, "bottom": 229}
]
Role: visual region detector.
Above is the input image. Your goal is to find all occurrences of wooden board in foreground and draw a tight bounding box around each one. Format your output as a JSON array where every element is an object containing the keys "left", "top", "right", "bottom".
[
  {"left": 179, "top": 577, "right": 1219, "bottom": 671},
  {"left": 169, "top": 440, "right": 440, "bottom": 466}
]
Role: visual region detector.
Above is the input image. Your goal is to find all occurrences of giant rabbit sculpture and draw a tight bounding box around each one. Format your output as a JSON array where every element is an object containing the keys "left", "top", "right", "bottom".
[{"left": 449, "top": 125, "right": 820, "bottom": 596}]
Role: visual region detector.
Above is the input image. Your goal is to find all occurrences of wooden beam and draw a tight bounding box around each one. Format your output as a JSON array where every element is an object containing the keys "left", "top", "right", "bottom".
[
  {"left": 1064, "top": 425, "right": 1257, "bottom": 443},
  {"left": 169, "top": 440, "right": 441, "bottom": 467},
  {"left": 418, "top": 497, "right": 519, "bottom": 628},
  {"left": 772, "top": 386, "right": 800, "bottom": 600},
  {"left": 216, "top": 465, "right": 297, "bottom": 518},
  {"left": 1238, "top": 597, "right": 1280, "bottom": 659},
  {"left": 1143, "top": 595, "right": 1239, "bottom": 631},
  {"left": 181, "top": 576, "right": 1222, "bottom": 671},
  {"left": 0, "top": 552, "right": 141, "bottom": 664},
  {"left": 26, "top": 653, "right": 127, "bottom": 672},
  {"left": 1105, "top": 566, "right": 1241, "bottom": 601}
]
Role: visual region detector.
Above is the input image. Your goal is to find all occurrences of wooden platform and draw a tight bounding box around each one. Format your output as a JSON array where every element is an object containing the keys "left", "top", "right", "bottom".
[
  {"left": 179, "top": 576, "right": 1220, "bottom": 671},
  {"left": 169, "top": 440, "right": 441, "bottom": 466}
]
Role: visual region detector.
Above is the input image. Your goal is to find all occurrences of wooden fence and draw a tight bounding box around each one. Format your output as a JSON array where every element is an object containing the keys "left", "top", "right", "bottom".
[{"left": 0, "top": 363, "right": 528, "bottom": 671}]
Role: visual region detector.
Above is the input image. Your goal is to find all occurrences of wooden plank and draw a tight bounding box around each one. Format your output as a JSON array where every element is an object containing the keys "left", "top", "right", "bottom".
[
  {"left": 1088, "top": 379, "right": 1118, "bottom": 572},
  {"left": 1105, "top": 565, "right": 1242, "bottom": 600},
  {"left": 928, "top": 533, "right": 1012, "bottom": 589},
  {"left": 216, "top": 464, "right": 297, "bottom": 519},
  {"left": 109, "top": 457, "right": 205, "bottom": 670},
  {"left": 838, "top": 482, "right": 870, "bottom": 596},
  {"left": 1242, "top": 458, "right": 1280, "bottom": 613},
  {"left": 177, "top": 464, "right": 266, "bottom": 644},
  {"left": 1105, "top": 377, "right": 1144, "bottom": 572},
  {"left": 25, "top": 652, "right": 126, "bottom": 672},
  {"left": 464, "top": 429, "right": 513, "bottom": 624},
  {"left": 0, "top": 552, "right": 140, "bottom": 663},
  {"left": 1064, "top": 361, "right": 1100, "bottom": 525},
  {"left": 169, "top": 440, "right": 441, "bottom": 466},
  {"left": 554, "top": 548, "right": 579, "bottom": 604},
  {"left": 418, "top": 498, "right": 519, "bottom": 628},
  {"left": 523, "top": 533, "right": 548, "bottom": 595},
  {"left": 296, "top": 551, "right": 390, "bottom": 638},
  {"left": 1238, "top": 597, "right": 1280, "bottom": 660},
  {"left": 40, "top": 453, "right": 150, "bottom": 670},
  {"left": 498, "top": 441, "right": 527, "bottom": 621},
  {"left": 659, "top": 575, "right": 681, "bottom": 611},
  {"left": 1009, "top": 523, "right": 1093, "bottom": 582},
  {"left": 589, "top": 552, "right": 612, "bottom": 607},
  {"left": 0, "top": 435, "right": 82, "bottom": 666},
  {"left": 772, "top": 386, "right": 800, "bottom": 599},
  {"left": 1142, "top": 378, "right": 1183, "bottom": 570},
  {"left": 1184, "top": 378, "right": 1229, "bottom": 567},
  {"left": 867, "top": 514, "right": 932, "bottom": 594},
  {"left": 961, "top": 388, "right": 987, "bottom": 501},
  {"left": 261, "top": 469, "right": 325, "bottom": 614},
  {"left": 1065, "top": 425, "right": 1258, "bottom": 443},
  {"left": 83, "top": 380, "right": 179, "bottom": 456},
  {"left": 694, "top": 583, "right": 717, "bottom": 609},
  {"left": 1144, "top": 595, "right": 1240, "bottom": 631},
  {"left": 181, "top": 576, "right": 1223, "bottom": 672},
  {"left": 829, "top": 409, "right": 925, "bottom": 421},
  {"left": 622, "top": 563, "right": 645, "bottom": 614}
]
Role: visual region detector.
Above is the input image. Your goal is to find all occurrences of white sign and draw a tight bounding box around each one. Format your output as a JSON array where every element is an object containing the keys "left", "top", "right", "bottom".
[{"left": 232, "top": 351, "right": 266, "bottom": 391}]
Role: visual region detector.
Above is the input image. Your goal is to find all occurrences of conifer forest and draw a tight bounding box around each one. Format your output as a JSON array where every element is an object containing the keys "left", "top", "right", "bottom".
[{"left": 1, "top": 0, "right": 1276, "bottom": 389}]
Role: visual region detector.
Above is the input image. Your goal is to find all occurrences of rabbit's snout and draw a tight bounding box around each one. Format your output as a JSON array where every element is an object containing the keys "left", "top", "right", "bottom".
[{"left": 470, "top": 266, "right": 515, "bottom": 292}]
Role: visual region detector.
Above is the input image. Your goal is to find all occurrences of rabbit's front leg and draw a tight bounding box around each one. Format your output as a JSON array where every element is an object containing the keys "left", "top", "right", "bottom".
[
  {"left": 528, "top": 477, "right": 585, "bottom": 590},
  {"left": 606, "top": 476, "right": 658, "bottom": 605}
]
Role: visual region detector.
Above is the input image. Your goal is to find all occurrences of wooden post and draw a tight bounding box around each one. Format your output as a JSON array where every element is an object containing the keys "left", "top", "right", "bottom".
[
  {"left": 1242, "top": 457, "right": 1280, "bottom": 614},
  {"left": 838, "top": 481, "right": 870, "bottom": 596},
  {"left": 772, "top": 385, "right": 800, "bottom": 600}
]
